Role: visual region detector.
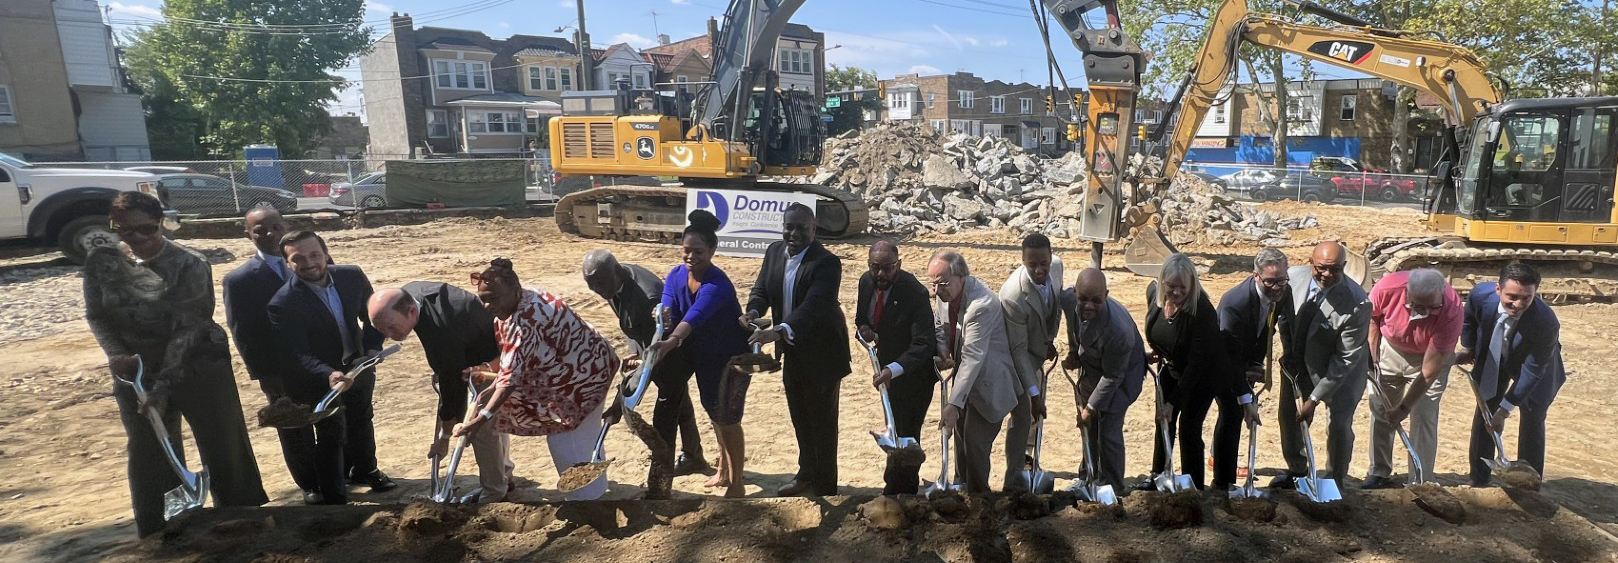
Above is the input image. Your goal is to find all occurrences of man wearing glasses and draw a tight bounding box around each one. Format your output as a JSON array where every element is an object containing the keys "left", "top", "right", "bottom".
[
  {"left": 1214, "top": 248, "right": 1292, "bottom": 491},
  {"left": 1060, "top": 268, "right": 1145, "bottom": 495},
  {"left": 1362, "top": 268, "right": 1462, "bottom": 488},
  {"left": 857, "top": 240, "right": 937, "bottom": 494},
  {"left": 1275, "top": 242, "right": 1370, "bottom": 489},
  {"left": 927, "top": 250, "right": 1016, "bottom": 493}
]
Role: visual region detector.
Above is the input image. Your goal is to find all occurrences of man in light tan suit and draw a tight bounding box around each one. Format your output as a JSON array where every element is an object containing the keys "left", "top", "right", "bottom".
[
  {"left": 929, "top": 250, "right": 1018, "bottom": 494},
  {"left": 998, "top": 233, "right": 1063, "bottom": 491}
]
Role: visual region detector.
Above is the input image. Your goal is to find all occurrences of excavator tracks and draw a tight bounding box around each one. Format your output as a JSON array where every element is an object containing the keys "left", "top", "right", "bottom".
[
  {"left": 554, "top": 181, "right": 868, "bottom": 244},
  {"left": 1362, "top": 236, "right": 1618, "bottom": 300}
]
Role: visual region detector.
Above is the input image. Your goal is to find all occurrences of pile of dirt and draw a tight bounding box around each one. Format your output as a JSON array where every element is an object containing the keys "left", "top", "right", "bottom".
[{"left": 100, "top": 487, "right": 1618, "bottom": 563}]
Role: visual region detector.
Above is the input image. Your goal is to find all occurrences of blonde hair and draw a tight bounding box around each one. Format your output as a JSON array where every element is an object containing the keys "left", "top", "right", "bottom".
[{"left": 1157, "top": 253, "right": 1203, "bottom": 316}]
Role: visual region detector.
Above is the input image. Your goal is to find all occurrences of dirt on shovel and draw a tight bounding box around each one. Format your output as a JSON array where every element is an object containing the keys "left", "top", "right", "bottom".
[
  {"left": 1408, "top": 483, "right": 1466, "bottom": 524},
  {"left": 1224, "top": 496, "right": 1278, "bottom": 522},
  {"left": 256, "top": 397, "right": 314, "bottom": 428},
  {"left": 621, "top": 408, "right": 674, "bottom": 500},
  {"left": 1500, "top": 464, "right": 1544, "bottom": 491},
  {"left": 1141, "top": 491, "right": 1203, "bottom": 529}
]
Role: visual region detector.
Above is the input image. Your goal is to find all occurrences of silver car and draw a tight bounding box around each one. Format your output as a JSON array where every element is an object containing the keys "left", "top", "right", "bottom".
[{"left": 329, "top": 172, "right": 387, "bottom": 208}]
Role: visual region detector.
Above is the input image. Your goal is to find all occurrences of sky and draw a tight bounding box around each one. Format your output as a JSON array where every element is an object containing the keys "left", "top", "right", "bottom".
[{"left": 102, "top": 0, "right": 1368, "bottom": 119}]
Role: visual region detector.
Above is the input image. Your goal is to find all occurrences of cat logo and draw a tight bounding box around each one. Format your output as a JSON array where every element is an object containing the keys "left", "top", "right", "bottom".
[{"left": 1307, "top": 40, "right": 1374, "bottom": 65}]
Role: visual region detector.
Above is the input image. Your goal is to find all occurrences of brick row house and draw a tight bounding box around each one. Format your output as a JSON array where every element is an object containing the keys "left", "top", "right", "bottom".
[
  {"left": 878, "top": 71, "right": 1073, "bottom": 156},
  {"left": 645, "top": 20, "right": 826, "bottom": 98},
  {"left": 1188, "top": 78, "right": 1447, "bottom": 171}
]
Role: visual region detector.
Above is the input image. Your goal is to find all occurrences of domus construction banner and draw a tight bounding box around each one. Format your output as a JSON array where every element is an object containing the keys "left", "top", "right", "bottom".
[{"left": 686, "top": 188, "right": 818, "bottom": 257}]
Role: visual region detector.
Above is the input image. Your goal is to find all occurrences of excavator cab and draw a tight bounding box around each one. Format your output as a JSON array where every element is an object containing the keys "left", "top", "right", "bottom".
[
  {"left": 739, "top": 89, "right": 824, "bottom": 172},
  {"left": 1449, "top": 98, "right": 1618, "bottom": 238}
]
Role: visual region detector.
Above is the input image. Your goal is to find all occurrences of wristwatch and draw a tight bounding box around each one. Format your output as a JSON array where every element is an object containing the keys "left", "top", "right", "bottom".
[{"left": 479, "top": 408, "right": 495, "bottom": 421}]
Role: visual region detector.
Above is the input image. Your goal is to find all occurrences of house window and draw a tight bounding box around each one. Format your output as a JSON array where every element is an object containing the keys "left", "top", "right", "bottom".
[
  {"left": 1019, "top": 98, "right": 1032, "bottom": 114},
  {"left": 607, "top": 72, "right": 624, "bottom": 87},
  {"left": 434, "top": 60, "right": 489, "bottom": 90},
  {"left": 527, "top": 66, "right": 575, "bottom": 91},
  {"left": 676, "top": 74, "right": 689, "bottom": 93},
  {"left": 990, "top": 96, "right": 1005, "bottom": 114},
  {"left": 1041, "top": 126, "right": 1056, "bottom": 144},
  {"left": 467, "top": 111, "right": 486, "bottom": 133},
  {"left": 1340, "top": 94, "right": 1357, "bottom": 120},
  {"left": 927, "top": 92, "right": 935, "bottom": 108},
  {"left": 426, "top": 109, "right": 450, "bottom": 138},
  {"left": 778, "top": 48, "right": 813, "bottom": 74},
  {"left": 1153, "top": 110, "right": 1164, "bottom": 123},
  {"left": 0, "top": 85, "right": 13, "bottom": 123},
  {"left": 470, "top": 111, "right": 523, "bottom": 134},
  {"left": 633, "top": 73, "right": 648, "bottom": 89},
  {"left": 1286, "top": 98, "right": 1312, "bottom": 122},
  {"left": 888, "top": 92, "right": 909, "bottom": 110},
  {"left": 1214, "top": 103, "right": 1227, "bottom": 124},
  {"left": 959, "top": 90, "right": 974, "bottom": 109}
]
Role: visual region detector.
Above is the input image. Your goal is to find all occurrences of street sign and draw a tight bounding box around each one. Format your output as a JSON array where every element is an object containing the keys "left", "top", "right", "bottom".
[{"left": 825, "top": 96, "right": 842, "bottom": 108}]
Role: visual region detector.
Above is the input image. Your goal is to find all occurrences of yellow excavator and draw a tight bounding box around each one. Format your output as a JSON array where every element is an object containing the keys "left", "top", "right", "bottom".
[
  {"left": 546, "top": 0, "right": 866, "bottom": 243},
  {"left": 1046, "top": 0, "right": 1618, "bottom": 297}
]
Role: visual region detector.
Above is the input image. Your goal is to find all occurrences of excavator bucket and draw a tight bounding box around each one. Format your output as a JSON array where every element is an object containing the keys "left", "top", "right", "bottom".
[
  {"left": 1123, "top": 228, "right": 1178, "bottom": 278},
  {"left": 1344, "top": 248, "right": 1373, "bottom": 289}
]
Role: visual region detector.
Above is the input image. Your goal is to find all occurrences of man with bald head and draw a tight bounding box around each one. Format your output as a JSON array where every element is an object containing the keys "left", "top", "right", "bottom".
[
  {"left": 581, "top": 249, "right": 709, "bottom": 476},
  {"left": 1363, "top": 268, "right": 1461, "bottom": 487},
  {"left": 367, "top": 282, "right": 510, "bottom": 502},
  {"left": 1274, "top": 242, "right": 1370, "bottom": 489},
  {"left": 857, "top": 240, "right": 936, "bottom": 494},
  {"left": 223, "top": 206, "right": 322, "bottom": 503},
  {"left": 928, "top": 249, "right": 1016, "bottom": 493},
  {"left": 1060, "top": 267, "right": 1145, "bottom": 494}
]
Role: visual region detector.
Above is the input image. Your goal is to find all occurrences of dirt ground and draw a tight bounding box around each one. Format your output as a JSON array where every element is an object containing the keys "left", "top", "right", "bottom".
[{"left": 1, "top": 202, "right": 1615, "bottom": 563}]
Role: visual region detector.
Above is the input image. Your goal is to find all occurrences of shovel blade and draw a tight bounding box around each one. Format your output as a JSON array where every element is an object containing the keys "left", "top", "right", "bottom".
[
  {"left": 1093, "top": 484, "right": 1118, "bottom": 506},
  {"left": 1300, "top": 477, "right": 1343, "bottom": 503},
  {"left": 1032, "top": 471, "right": 1055, "bottom": 495},
  {"left": 161, "top": 469, "right": 209, "bottom": 520},
  {"left": 556, "top": 460, "right": 611, "bottom": 492}
]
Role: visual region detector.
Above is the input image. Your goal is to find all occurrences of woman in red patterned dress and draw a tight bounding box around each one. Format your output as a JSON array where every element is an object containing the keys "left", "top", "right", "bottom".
[{"left": 453, "top": 258, "right": 620, "bottom": 500}]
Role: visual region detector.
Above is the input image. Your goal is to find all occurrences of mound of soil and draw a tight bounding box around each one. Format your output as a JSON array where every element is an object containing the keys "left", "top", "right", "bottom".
[{"left": 94, "top": 487, "right": 1614, "bottom": 563}]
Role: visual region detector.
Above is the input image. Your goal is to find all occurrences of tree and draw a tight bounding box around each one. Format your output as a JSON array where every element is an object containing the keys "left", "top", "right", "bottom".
[
  {"left": 826, "top": 64, "right": 877, "bottom": 92},
  {"left": 123, "top": 0, "right": 370, "bottom": 158}
]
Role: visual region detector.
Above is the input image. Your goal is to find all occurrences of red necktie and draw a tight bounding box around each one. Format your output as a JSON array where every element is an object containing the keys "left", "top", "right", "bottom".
[{"left": 873, "top": 290, "right": 887, "bottom": 325}]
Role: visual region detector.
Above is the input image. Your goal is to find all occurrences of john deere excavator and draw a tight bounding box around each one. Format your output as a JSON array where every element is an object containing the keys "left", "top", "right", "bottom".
[
  {"left": 547, "top": 0, "right": 866, "bottom": 243},
  {"left": 1043, "top": 0, "right": 1618, "bottom": 297}
]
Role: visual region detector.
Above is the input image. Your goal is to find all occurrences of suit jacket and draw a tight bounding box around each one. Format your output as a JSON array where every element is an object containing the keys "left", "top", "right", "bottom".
[
  {"left": 1146, "top": 284, "right": 1241, "bottom": 406},
  {"left": 266, "top": 265, "right": 385, "bottom": 400},
  {"left": 1461, "top": 282, "right": 1564, "bottom": 409},
  {"left": 222, "top": 253, "right": 291, "bottom": 383},
  {"left": 746, "top": 240, "right": 852, "bottom": 379},
  {"left": 609, "top": 263, "right": 667, "bottom": 351},
  {"left": 1280, "top": 266, "right": 1371, "bottom": 402},
  {"left": 1218, "top": 276, "right": 1292, "bottom": 393},
  {"left": 998, "top": 256, "right": 1065, "bottom": 396},
  {"left": 855, "top": 269, "right": 937, "bottom": 383},
  {"left": 1061, "top": 292, "right": 1146, "bottom": 413},
  {"left": 404, "top": 281, "right": 499, "bottom": 422},
  {"left": 934, "top": 276, "right": 1018, "bottom": 419}
]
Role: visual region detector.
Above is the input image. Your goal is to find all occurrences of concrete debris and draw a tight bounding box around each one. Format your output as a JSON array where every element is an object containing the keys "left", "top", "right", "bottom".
[{"left": 770, "top": 121, "right": 1316, "bottom": 242}]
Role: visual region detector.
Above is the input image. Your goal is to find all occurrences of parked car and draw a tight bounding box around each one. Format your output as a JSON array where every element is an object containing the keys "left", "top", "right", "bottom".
[
  {"left": 1328, "top": 173, "right": 1421, "bottom": 202},
  {"left": 1, "top": 151, "right": 169, "bottom": 262},
  {"left": 1184, "top": 169, "right": 1229, "bottom": 190},
  {"left": 1251, "top": 174, "right": 1338, "bottom": 203},
  {"left": 1220, "top": 168, "right": 1281, "bottom": 195},
  {"left": 330, "top": 172, "right": 387, "bottom": 208},
  {"left": 157, "top": 173, "right": 297, "bottom": 215},
  {"left": 125, "top": 165, "right": 196, "bottom": 175}
]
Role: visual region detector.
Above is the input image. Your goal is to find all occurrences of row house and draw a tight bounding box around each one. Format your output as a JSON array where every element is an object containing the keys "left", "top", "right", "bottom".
[
  {"left": 0, "top": 0, "right": 149, "bottom": 161},
  {"left": 1189, "top": 77, "right": 1444, "bottom": 171},
  {"left": 878, "top": 71, "right": 1072, "bottom": 155},
  {"left": 644, "top": 20, "right": 826, "bottom": 98}
]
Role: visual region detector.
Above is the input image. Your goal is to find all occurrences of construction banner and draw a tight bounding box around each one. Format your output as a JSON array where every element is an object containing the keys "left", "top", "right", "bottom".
[{"left": 686, "top": 188, "right": 817, "bottom": 257}]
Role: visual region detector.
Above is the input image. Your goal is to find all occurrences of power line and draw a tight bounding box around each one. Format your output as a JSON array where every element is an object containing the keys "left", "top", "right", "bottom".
[{"left": 901, "top": 0, "right": 1026, "bottom": 18}]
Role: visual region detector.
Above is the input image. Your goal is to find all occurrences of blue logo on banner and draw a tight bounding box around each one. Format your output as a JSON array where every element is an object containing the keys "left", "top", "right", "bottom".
[{"left": 694, "top": 190, "right": 729, "bottom": 229}]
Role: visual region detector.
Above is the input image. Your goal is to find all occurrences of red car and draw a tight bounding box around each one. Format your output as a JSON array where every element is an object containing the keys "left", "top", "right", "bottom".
[{"left": 1327, "top": 173, "right": 1420, "bottom": 202}]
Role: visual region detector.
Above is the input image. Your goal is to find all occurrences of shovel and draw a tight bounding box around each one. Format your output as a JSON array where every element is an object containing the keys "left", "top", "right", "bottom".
[
  {"left": 1229, "top": 412, "right": 1270, "bottom": 500},
  {"left": 258, "top": 344, "right": 401, "bottom": 429},
  {"left": 430, "top": 379, "right": 492, "bottom": 503},
  {"left": 858, "top": 332, "right": 926, "bottom": 467},
  {"left": 114, "top": 355, "right": 210, "bottom": 520},
  {"left": 1148, "top": 362, "right": 1196, "bottom": 493},
  {"left": 1286, "top": 374, "right": 1343, "bottom": 503},
  {"left": 1368, "top": 369, "right": 1427, "bottom": 485},
  {"left": 1459, "top": 367, "right": 1543, "bottom": 489},
  {"left": 1019, "top": 359, "right": 1057, "bottom": 494},
  {"left": 558, "top": 306, "right": 671, "bottom": 491},
  {"left": 922, "top": 350, "right": 963, "bottom": 497},
  {"left": 1059, "top": 363, "right": 1117, "bottom": 504}
]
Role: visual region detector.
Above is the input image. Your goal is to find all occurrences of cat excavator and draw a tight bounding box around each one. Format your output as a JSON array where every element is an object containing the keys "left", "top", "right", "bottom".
[
  {"left": 1044, "top": 0, "right": 1618, "bottom": 297},
  {"left": 547, "top": 0, "right": 866, "bottom": 243}
]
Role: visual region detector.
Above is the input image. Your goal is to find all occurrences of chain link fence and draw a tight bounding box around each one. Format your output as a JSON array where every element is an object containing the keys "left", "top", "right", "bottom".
[
  {"left": 50, "top": 157, "right": 556, "bottom": 217},
  {"left": 1184, "top": 162, "right": 1432, "bottom": 211}
]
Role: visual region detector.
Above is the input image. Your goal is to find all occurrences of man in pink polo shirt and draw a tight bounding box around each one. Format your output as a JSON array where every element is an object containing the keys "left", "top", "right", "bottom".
[{"left": 1363, "top": 268, "right": 1462, "bottom": 488}]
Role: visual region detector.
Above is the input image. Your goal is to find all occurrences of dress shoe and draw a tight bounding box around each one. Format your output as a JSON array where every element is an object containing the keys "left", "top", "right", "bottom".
[
  {"left": 301, "top": 490, "right": 325, "bottom": 505},
  {"left": 1360, "top": 475, "right": 1397, "bottom": 490},
  {"left": 1268, "top": 474, "right": 1300, "bottom": 490},
  {"left": 1132, "top": 477, "right": 1158, "bottom": 492},
  {"left": 349, "top": 469, "right": 399, "bottom": 492},
  {"left": 777, "top": 479, "right": 813, "bottom": 497},
  {"left": 674, "top": 453, "right": 712, "bottom": 477}
]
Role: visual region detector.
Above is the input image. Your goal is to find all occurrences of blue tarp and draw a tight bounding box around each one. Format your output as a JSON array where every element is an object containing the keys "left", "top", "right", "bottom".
[{"left": 1185, "top": 135, "right": 1360, "bottom": 177}]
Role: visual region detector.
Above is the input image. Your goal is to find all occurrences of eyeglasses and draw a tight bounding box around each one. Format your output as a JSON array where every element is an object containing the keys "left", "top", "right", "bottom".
[
  {"left": 1312, "top": 262, "right": 1345, "bottom": 274},
  {"left": 929, "top": 278, "right": 952, "bottom": 289},
  {"left": 470, "top": 272, "right": 492, "bottom": 288},
  {"left": 869, "top": 261, "right": 898, "bottom": 272},
  {"left": 1259, "top": 276, "right": 1290, "bottom": 289},
  {"left": 1405, "top": 301, "right": 1444, "bottom": 315},
  {"left": 111, "top": 223, "right": 160, "bottom": 237}
]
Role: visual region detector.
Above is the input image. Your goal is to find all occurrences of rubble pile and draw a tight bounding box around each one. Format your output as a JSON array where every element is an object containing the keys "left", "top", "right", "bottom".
[{"left": 794, "top": 122, "right": 1316, "bottom": 243}]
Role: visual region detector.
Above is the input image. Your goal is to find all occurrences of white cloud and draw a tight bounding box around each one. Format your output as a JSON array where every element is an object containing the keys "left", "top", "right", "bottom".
[
  {"left": 363, "top": 1, "right": 392, "bottom": 14},
  {"left": 909, "top": 64, "right": 942, "bottom": 75},
  {"left": 671, "top": 0, "right": 691, "bottom": 4},
  {"left": 498, "top": 22, "right": 511, "bottom": 29},
  {"left": 609, "top": 32, "right": 658, "bottom": 49},
  {"left": 989, "top": 38, "right": 1009, "bottom": 47},
  {"left": 558, "top": 0, "right": 575, "bottom": 8},
  {"left": 107, "top": 2, "right": 162, "bottom": 19}
]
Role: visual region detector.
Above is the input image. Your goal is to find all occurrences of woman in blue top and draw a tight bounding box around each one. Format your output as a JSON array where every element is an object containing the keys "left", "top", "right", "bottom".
[{"left": 649, "top": 209, "right": 751, "bottom": 497}]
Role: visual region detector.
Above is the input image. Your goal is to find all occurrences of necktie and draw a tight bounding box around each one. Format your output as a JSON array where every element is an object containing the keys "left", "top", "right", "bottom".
[
  {"left": 1263, "top": 301, "right": 1278, "bottom": 375},
  {"left": 873, "top": 290, "right": 887, "bottom": 325},
  {"left": 1482, "top": 313, "right": 1511, "bottom": 399},
  {"left": 783, "top": 257, "right": 797, "bottom": 319},
  {"left": 947, "top": 299, "right": 963, "bottom": 360}
]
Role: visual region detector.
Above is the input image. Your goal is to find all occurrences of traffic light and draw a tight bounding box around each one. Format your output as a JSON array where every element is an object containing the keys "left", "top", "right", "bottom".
[
  {"left": 1066, "top": 123, "right": 1080, "bottom": 141},
  {"left": 1138, "top": 124, "right": 1148, "bottom": 140},
  {"left": 877, "top": 83, "right": 886, "bottom": 99},
  {"left": 1044, "top": 95, "right": 1053, "bottom": 114}
]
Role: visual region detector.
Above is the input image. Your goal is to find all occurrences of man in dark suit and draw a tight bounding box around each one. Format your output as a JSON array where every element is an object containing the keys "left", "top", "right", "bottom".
[
  {"left": 744, "top": 203, "right": 853, "bottom": 497},
  {"left": 222, "top": 206, "right": 323, "bottom": 504},
  {"left": 369, "top": 282, "right": 511, "bottom": 502},
  {"left": 1214, "top": 248, "right": 1290, "bottom": 490},
  {"left": 1061, "top": 268, "right": 1145, "bottom": 494},
  {"left": 1458, "top": 262, "right": 1564, "bottom": 486},
  {"left": 857, "top": 240, "right": 937, "bottom": 495},
  {"left": 1276, "top": 242, "right": 1370, "bottom": 487},
  {"left": 266, "top": 230, "right": 394, "bottom": 504}
]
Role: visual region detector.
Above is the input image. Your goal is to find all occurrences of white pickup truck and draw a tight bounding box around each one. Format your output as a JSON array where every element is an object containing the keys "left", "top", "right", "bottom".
[{"left": 0, "top": 151, "right": 166, "bottom": 262}]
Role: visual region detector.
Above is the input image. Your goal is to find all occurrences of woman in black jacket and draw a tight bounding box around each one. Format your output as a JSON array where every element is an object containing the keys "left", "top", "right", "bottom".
[{"left": 1139, "top": 253, "right": 1248, "bottom": 491}]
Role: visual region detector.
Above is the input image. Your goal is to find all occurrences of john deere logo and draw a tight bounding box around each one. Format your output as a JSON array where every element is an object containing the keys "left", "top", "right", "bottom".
[
  {"left": 694, "top": 190, "right": 729, "bottom": 228},
  {"left": 635, "top": 136, "right": 655, "bottom": 160}
]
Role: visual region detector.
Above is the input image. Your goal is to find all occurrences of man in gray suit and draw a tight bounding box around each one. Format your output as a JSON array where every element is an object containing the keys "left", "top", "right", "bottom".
[
  {"left": 1274, "top": 242, "right": 1371, "bottom": 488},
  {"left": 1061, "top": 268, "right": 1145, "bottom": 494},
  {"left": 928, "top": 250, "right": 1018, "bottom": 493},
  {"left": 998, "top": 233, "right": 1062, "bottom": 491}
]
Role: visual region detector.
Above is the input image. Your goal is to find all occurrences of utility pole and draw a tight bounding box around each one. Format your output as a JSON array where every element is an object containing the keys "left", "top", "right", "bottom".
[{"left": 576, "top": 0, "right": 594, "bottom": 90}]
